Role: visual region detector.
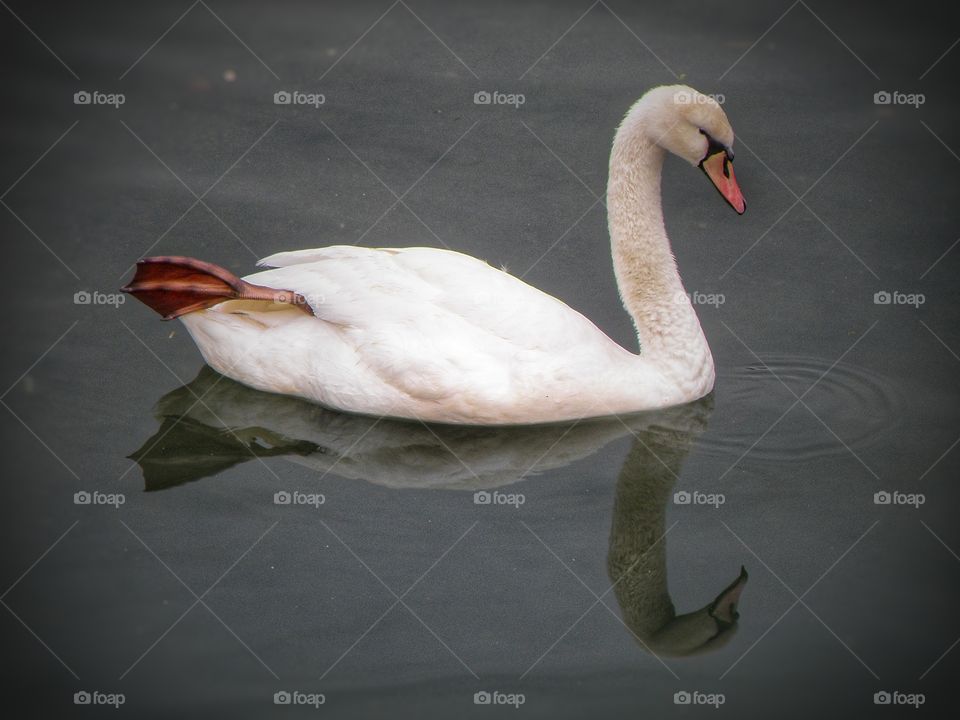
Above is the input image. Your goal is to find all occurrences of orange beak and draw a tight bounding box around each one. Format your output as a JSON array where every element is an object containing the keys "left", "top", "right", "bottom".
[{"left": 700, "top": 150, "right": 746, "bottom": 215}]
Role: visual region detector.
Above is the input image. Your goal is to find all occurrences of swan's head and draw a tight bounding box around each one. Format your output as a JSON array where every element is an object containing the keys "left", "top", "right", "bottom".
[
  {"left": 648, "top": 565, "right": 749, "bottom": 657},
  {"left": 624, "top": 84, "right": 746, "bottom": 214}
]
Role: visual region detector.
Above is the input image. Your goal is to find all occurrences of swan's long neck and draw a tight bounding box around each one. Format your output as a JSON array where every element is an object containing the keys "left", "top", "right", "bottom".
[{"left": 607, "top": 125, "right": 714, "bottom": 394}]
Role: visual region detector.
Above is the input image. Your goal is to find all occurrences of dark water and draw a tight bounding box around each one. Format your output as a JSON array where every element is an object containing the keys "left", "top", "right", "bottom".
[{"left": 2, "top": 1, "right": 959, "bottom": 717}]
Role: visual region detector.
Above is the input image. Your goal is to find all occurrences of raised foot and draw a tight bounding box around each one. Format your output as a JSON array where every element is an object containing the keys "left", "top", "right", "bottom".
[{"left": 121, "top": 255, "right": 314, "bottom": 320}]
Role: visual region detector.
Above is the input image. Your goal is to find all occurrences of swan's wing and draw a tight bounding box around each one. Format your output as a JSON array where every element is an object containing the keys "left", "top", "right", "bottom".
[
  {"left": 245, "top": 246, "right": 631, "bottom": 410},
  {"left": 258, "top": 246, "right": 387, "bottom": 268},
  {"left": 255, "top": 246, "right": 620, "bottom": 349}
]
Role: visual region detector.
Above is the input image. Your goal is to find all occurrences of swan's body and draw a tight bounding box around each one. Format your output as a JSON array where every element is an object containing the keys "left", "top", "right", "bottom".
[
  {"left": 125, "top": 85, "right": 745, "bottom": 425},
  {"left": 182, "top": 245, "right": 706, "bottom": 424}
]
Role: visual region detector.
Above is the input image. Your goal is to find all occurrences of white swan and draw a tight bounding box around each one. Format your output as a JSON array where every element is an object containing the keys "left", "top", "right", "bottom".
[{"left": 123, "top": 85, "right": 745, "bottom": 425}]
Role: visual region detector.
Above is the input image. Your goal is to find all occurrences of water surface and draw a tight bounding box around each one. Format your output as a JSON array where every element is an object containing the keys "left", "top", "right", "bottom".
[{"left": 1, "top": 1, "right": 958, "bottom": 717}]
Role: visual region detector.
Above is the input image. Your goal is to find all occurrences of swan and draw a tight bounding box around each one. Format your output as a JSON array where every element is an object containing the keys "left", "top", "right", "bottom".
[{"left": 122, "top": 85, "right": 745, "bottom": 425}]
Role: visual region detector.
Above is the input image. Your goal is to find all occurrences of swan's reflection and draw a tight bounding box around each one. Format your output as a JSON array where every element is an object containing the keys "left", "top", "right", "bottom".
[
  {"left": 131, "top": 366, "right": 746, "bottom": 655},
  {"left": 131, "top": 366, "right": 715, "bottom": 492},
  {"left": 609, "top": 424, "right": 747, "bottom": 656}
]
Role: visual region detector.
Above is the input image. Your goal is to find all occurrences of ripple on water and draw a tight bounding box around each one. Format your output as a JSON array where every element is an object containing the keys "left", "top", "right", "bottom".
[{"left": 699, "top": 355, "right": 903, "bottom": 462}]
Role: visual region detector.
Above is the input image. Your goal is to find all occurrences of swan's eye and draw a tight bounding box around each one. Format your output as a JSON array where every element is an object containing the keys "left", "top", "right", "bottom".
[{"left": 698, "top": 129, "right": 733, "bottom": 163}]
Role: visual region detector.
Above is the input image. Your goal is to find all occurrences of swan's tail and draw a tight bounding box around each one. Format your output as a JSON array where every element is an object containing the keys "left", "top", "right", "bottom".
[{"left": 121, "top": 256, "right": 314, "bottom": 320}]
